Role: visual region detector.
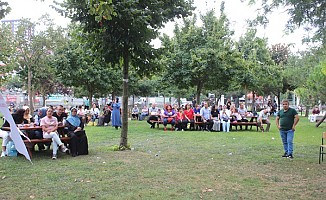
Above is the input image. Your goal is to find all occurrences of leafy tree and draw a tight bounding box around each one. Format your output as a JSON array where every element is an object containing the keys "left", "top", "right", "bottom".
[
  {"left": 268, "top": 43, "right": 291, "bottom": 110},
  {"left": 0, "top": 1, "right": 10, "bottom": 20},
  {"left": 246, "top": 0, "right": 326, "bottom": 44},
  {"left": 54, "top": 24, "right": 116, "bottom": 105},
  {"left": 235, "top": 28, "right": 275, "bottom": 109},
  {"left": 59, "top": 0, "right": 194, "bottom": 149},
  {"left": 13, "top": 16, "right": 66, "bottom": 111},
  {"left": 161, "top": 6, "right": 238, "bottom": 104}
]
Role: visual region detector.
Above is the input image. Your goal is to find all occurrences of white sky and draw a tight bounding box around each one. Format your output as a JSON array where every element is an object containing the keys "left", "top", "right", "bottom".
[{"left": 3, "top": 0, "right": 308, "bottom": 51}]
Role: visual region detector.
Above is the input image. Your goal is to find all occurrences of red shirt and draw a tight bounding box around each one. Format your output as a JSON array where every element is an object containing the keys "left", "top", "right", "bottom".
[
  {"left": 176, "top": 112, "right": 185, "bottom": 121},
  {"left": 184, "top": 109, "right": 194, "bottom": 120}
]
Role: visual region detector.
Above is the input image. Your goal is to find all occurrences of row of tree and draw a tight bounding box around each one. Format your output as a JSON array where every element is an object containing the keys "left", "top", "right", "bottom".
[{"left": 0, "top": 0, "right": 325, "bottom": 148}]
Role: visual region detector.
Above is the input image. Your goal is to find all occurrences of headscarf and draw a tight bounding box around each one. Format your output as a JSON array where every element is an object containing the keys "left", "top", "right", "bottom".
[
  {"left": 39, "top": 107, "right": 47, "bottom": 118},
  {"left": 67, "top": 108, "right": 81, "bottom": 127}
]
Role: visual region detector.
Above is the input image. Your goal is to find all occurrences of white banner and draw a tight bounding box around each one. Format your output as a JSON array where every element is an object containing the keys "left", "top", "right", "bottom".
[{"left": 0, "top": 94, "right": 31, "bottom": 161}]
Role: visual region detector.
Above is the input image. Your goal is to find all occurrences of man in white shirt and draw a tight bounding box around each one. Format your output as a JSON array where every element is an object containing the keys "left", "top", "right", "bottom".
[{"left": 258, "top": 108, "right": 271, "bottom": 132}]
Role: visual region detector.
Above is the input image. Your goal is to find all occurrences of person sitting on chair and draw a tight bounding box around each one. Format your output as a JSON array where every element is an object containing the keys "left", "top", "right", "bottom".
[{"left": 132, "top": 105, "right": 139, "bottom": 120}]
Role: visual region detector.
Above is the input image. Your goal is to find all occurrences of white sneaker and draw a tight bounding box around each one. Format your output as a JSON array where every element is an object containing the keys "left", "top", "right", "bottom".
[
  {"left": 61, "top": 146, "right": 69, "bottom": 154},
  {"left": 1, "top": 151, "right": 6, "bottom": 157},
  {"left": 52, "top": 154, "right": 57, "bottom": 160}
]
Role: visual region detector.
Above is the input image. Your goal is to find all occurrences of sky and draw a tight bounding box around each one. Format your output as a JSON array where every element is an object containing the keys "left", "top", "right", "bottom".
[{"left": 3, "top": 0, "right": 308, "bottom": 51}]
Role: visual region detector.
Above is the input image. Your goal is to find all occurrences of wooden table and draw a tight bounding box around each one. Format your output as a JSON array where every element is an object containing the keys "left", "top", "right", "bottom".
[{"left": 2, "top": 125, "right": 69, "bottom": 158}]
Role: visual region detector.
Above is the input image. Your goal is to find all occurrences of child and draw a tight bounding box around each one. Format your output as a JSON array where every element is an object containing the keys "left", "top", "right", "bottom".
[{"left": 176, "top": 108, "right": 186, "bottom": 131}]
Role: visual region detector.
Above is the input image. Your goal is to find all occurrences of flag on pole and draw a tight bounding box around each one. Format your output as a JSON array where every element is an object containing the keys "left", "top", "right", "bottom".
[{"left": 0, "top": 94, "right": 31, "bottom": 161}]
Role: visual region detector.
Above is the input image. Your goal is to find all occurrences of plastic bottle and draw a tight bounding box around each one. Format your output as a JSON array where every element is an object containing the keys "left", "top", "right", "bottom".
[
  {"left": 62, "top": 117, "right": 66, "bottom": 126},
  {"left": 6, "top": 141, "right": 18, "bottom": 157}
]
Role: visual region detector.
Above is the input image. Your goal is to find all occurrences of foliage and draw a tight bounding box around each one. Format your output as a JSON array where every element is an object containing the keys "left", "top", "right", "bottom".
[
  {"left": 0, "top": 0, "right": 10, "bottom": 20},
  {"left": 235, "top": 28, "right": 276, "bottom": 98},
  {"left": 246, "top": 0, "right": 326, "bottom": 44},
  {"left": 54, "top": 23, "right": 116, "bottom": 104},
  {"left": 58, "top": 0, "right": 195, "bottom": 148},
  {"left": 9, "top": 16, "right": 67, "bottom": 110},
  {"left": 161, "top": 6, "right": 239, "bottom": 103}
]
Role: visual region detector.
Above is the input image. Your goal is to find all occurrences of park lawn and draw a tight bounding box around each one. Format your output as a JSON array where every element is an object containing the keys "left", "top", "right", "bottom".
[{"left": 0, "top": 117, "right": 325, "bottom": 200}]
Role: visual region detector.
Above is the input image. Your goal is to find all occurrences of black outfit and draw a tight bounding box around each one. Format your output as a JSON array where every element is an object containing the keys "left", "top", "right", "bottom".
[
  {"left": 66, "top": 120, "right": 88, "bottom": 157},
  {"left": 210, "top": 109, "right": 220, "bottom": 131},
  {"left": 52, "top": 112, "right": 68, "bottom": 122}
]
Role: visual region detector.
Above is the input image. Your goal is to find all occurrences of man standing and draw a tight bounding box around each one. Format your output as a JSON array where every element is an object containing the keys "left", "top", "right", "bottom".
[{"left": 276, "top": 99, "right": 299, "bottom": 159}]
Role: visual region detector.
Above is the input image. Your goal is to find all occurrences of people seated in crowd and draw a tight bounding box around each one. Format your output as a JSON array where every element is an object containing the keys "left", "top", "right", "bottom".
[
  {"left": 175, "top": 107, "right": 187, "bottom": 131},
  {"left": 312, "top": 106, "right": 320, "bottom": 115},
  {"left": 52, "top": 105, "right": 68, "bottom": 125},
  {"left": 193, "top": 104, "right": 202, "bottom": 130},
  {"left": 210, "top": 104, "right": 220, "bottom": 131},
  {"left": 162, "top": 105, "right": 176, "bottom": 131},
  {"left": 257, "top": 108, "right": 271, "bottom": 132},
  {"left": 147, "top": 103, "right": 159, "bottom": 128},
  {"left": 139, "top": 106, "right": 149, "bottom": 121},
  {"left": 22, "top": 106, "right": 46, "bottom": 151},
  {"left": 40, "top": 107, "right": 69, "bottom": 160},
  {"left": 184, "top": 103, "right": 195, "bottom": 130},
  {"left": 1, "top": 109, "right": 26, "bottom": 157},
  {"left": 97, "top": 104, "right": 111, "bottom": 126},
  {"left": 131, "top": 105, "right": 139, "bottom": 120},
  {"left": 200, "top": 102, "right": 211, "bottom": 131},
  {"left": 238, "top": 104, "right": 248, "bottom": 120},
  {"left": 90, "top": 103, "right": 100, "bottom": 123},
  {"left": 65, "top": 107, "right": 87, "bottom": 157},
  {"left": 220, "top": 105, "right": 231, "bottom": 132},
  {"left": 33, "top": 107, "right": 48, "bottom": 150},
  {"left": 77, "top": 105, "right": 87, "bottom": 124}
]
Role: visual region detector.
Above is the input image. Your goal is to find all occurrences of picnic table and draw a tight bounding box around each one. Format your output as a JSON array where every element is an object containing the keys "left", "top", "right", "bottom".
[{"left": 1, "top": 125, "right": 69, "bottom": 157}]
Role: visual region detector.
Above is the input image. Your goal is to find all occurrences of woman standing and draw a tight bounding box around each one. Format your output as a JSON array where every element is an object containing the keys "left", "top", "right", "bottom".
[
  {"left": 40, "top": 107, "right": 69, "bottom": 159},
  {"left": 111, "top": 98, "right": 122, "bottom": 130}
]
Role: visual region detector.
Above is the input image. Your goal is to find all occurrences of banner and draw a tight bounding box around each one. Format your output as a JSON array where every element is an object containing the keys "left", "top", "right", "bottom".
[{"left": 0, "top": 94, "right": 31, "bottom": 161}]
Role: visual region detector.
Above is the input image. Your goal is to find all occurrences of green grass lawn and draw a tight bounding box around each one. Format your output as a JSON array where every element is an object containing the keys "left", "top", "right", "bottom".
[{"left": 0, "top": 117, "right": 325, "bottom": 200}]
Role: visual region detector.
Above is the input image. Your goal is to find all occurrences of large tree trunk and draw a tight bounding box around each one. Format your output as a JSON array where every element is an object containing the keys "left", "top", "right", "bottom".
[
  {"left": 120, "top": 47, "right": 129, "bottom": 149},
  {"left": 27, "top": 66, "right": 34, "bottom": 112},
  {"left": 196, "top": 82, "right": 203, "bottom": 106},
  {"left": 305, "top": 105, "right": 310, "bottom": 117},
  {"left": 252, "top": 91, "right": 256, "bottom": 113}
]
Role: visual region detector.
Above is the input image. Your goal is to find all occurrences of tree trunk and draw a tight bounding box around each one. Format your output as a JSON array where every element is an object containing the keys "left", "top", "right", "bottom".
[
  {"left": 120, "top": 48, "right": 129, "bottom": 149},
  {"left": 305, "top": 105, "right": 309, "bottom": 117},
  {"left": 88, "top": 86, "right": 93, "bottom": 108},
  {"left": 196, "top": 83, "right": 203, "bottom": 106},
  {"left": 252, "top": 91, "right": 255, "bottom": 113},
  {"left": 27, "top": 66, "right": 34, "bottom": 112},
  {"left": 316, "top": 113, "right": 326, "bottom": 127}
]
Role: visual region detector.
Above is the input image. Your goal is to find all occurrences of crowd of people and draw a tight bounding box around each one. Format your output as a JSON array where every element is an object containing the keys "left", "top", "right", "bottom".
[
  {"left": 0, "top": 97, "right": 124, "bottom": 159},
  {"left": 138, "top": 101, "right": 272, "bottom": 132}
]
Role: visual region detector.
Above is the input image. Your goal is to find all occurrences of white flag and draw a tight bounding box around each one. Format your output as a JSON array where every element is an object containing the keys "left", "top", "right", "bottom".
[{"left": 0, "top": 94, "right": 31, "bottom": 161}]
